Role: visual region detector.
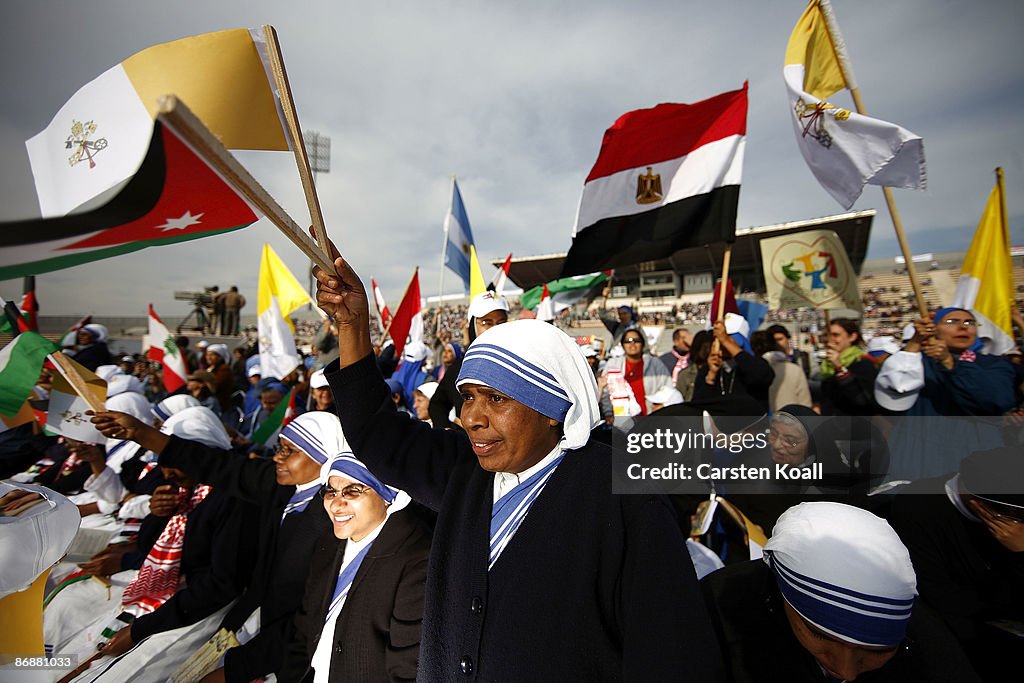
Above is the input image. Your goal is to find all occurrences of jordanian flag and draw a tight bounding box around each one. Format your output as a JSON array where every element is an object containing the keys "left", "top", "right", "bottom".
[
  {"left": 562, "top": 84, "right": 747, "bottom": 277},
  {"left": 0, "top": 118, "right": 260, "bottom": 280}
]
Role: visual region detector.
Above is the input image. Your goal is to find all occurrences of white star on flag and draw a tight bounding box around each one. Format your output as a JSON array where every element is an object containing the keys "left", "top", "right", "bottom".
[{"left": 157, "top": 210, "right": 204, "bottom": 231}]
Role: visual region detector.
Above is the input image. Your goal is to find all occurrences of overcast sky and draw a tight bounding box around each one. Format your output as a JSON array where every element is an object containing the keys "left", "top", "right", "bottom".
[{"left": 1, "top": 0, "right": 1022, "bottom": 316}]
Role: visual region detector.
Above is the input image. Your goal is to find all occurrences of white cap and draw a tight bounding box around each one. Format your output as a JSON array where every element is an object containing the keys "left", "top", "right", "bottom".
[
  {"left": 468, "top": 291, "right": 510, "bottom": 319},
  {"left": 648, "top": 386, "right": 683, "bottom": 407},
  {"left": 196, "top": 339, "right": 209, "bottom": 348},
  {"left": 403, "top": 341, "right": 429, "bottom": 363},
  {"left": 310, "top": 368, "right": 329, "bottom": 389},
  {"left": 579, "top": 343, "right": 598, "bottom": 358},
  {"left": 416, "top": 381, "right": 440, "bottom": 400},
  {"left": 901, "top": 323, "right": 916, "bottom": 342},
  {"left": 723, "top": 312, "right": 749, "bottom": 338},
  {"left": 873, "top": 352, "right": 921, "bottom": 412},
  {"left": 866, "top": 336, "right": 900, "bottom": 356},
  {"left": 247, "top": 364, "right": 262, "bottom": 378}
]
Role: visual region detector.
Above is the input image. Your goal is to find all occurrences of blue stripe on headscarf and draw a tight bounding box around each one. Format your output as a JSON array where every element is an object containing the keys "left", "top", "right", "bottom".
[
  {"left": 457, "top": 343, "right": 572, "bottom": 422},
  {"left": 933, "top": 307, "right": 984, "bottom": 352},
  {"left": 281, "top": 420, "right": 329, "bottom": 464},
  {"left": 766, "top": 551, "right": 914, "bottom": 646},
  {"left": 325, "top": 454, "right": 397, "bottom": 504}
]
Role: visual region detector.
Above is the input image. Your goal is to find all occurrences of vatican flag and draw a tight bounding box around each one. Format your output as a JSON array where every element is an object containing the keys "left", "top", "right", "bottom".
[{"left": 257, "top": 244, "right": 311, "bottom": 380}]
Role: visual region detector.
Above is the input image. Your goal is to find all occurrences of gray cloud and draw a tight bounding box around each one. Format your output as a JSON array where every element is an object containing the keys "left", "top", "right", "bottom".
[{"left": 2, "top": 0, "right": 1022, "bottom": 314}]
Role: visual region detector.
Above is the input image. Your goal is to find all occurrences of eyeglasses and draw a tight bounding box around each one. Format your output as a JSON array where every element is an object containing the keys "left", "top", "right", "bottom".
[
  {"left": 939, "top": 318, "right": 977, "bottom": 328},
  {"left": 622, "top": 338, "right": 644, "bottom": 344},
  {"left": 273, "top": 444, "right": 303, "bottom": 460},
  {"left": 323, "top": 484, "right": 372, "bottom": 501},
  {"left": 767, "top": 428, "right": 806, "bottom": 450}
]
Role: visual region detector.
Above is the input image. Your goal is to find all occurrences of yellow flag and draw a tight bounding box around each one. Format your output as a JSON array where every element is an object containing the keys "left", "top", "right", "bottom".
[
  {"left": 951, "top": 171, "right": 1015, "bottom": 354},
  {"left": 257, "top": 244, "right": 310, "bottom": 379},
  {"left": 258, "top": 244, "right": 311, "bottom": 327},
  {"left": 784, "top": 0, "right": 846, "bottom": 100},
  {"left": 469, "top": 245, "right": 488, "bottom": 299}
]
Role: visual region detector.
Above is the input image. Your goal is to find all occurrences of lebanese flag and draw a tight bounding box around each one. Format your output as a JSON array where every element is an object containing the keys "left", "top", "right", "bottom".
[
  {"left": 386, "top": 270, "right": 423, "bottom": 359},
  {"left": 147, "top": 304, "right": 188, "bottom": 392},
  {"left": 0, "top": 117, "right": 260, "bottom": 279},
  {"left": 371, "top": 277, "right": 392, "bottom": 329},
  {"left": 562, "top": 84, "right": 747, "bottom": 277},
  {"left": 489, "top": 252, "right": 512, "bottom": 295}
]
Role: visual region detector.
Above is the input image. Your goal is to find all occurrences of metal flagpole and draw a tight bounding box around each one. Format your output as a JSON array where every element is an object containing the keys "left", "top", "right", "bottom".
[
  {"left": 436, "top": 176, "right": 456, "bottom": 336},
  {"left": 817, "top": 0, "right": 929, "bottom": 319}
]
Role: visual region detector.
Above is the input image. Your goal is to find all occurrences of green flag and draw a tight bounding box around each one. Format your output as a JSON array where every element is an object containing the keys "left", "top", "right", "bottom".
[
  {"left": 251, "top": 388, "right": 294, "bottom": 445},
  {"left": 0, "top": 332, "right": 59, "bottom": 416},
  {"left": 520, "top": 273, "right": 609, "bottom": 311}
]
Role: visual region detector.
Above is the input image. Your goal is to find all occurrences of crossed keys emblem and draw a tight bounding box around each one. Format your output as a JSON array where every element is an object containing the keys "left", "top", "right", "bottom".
[
  {"left": 793, "top": 98, "right": 850, "bottom": 149},
  {"left": 66, "top": 119, "right": 108, "bottom": 168}
]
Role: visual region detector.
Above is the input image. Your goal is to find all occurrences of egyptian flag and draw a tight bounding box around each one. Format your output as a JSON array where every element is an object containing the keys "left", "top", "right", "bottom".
[
  {"left": 0, "top": 117, "right": 260, "bottom": 280},
  {"left": 562, "top": 84, "right": 747, "bottom": 277}
]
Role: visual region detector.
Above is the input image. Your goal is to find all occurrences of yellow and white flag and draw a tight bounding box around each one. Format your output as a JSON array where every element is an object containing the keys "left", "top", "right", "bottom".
[
  {"left": 951, "top": 171, "right": 1015, "bottom": 355},
  {"left": 257, "top": 244, "right": 311, "bottom": 380},
  {"left": 784, "top": 0, "right": 926, "bottom": 210},
  {"left": 26, "top": 28, "right": 289, "bottom": 217},
  {"left": 759, "top": 229, "right": 862, "bottom": 313}
]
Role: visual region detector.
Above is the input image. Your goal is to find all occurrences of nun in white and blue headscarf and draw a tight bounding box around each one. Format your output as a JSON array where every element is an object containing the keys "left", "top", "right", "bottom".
[
  {"left": 763, "top": 503, "right": 917, "bottom": 650},
  {"left": 456, "top": 319, "right": 602, "bottom": 570},
  {"left": 309, "top": 452, "right": 412, "bottom": 680},
  {"left": 275, "top": 412, "right": 350, "bottom": 518}
]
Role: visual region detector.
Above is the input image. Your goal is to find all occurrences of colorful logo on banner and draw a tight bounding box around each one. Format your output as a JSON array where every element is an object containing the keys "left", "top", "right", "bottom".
[{"left": 761, "top": 230, "right": 860, "bottom": 310}]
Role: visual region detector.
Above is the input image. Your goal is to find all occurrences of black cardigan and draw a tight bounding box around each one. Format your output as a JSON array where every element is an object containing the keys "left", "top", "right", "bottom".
[
  {"left": 701, "top": 560, "right": 981, "bottom": 683},
  {"left": 281, "top": 507, "right": 432, "bottom": 682},
  {"left": 158, "top": 435, "right": 331, "bottom": 683},
  {"left": 325, "top": 354, "right": 725, "bottom": 682}
]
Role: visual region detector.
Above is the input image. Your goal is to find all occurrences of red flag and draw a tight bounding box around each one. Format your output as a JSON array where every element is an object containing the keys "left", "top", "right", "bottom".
[
  {"left": 371, "top": 277, "right": 392, "bottom": 329},
  {"left": 710, "top": 279, "right": 739, "bottom": 323},
  {"left": 386, "top": 270, "right": 422, "bottom": 359},
  {"left": 537, "top": 283, "right": 554, "bottom": 322}
]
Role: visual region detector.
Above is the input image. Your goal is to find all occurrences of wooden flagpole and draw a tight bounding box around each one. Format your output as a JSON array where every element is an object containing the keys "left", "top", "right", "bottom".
[
  {"left": 716, "top": 245, "right": 733, "bottom": 322},
  {"left": 48, "top": 353, "right": 105, "bottom": 413},
  {"left": 157, "top": 96, "right": 333, "bottom": 274},
  {"left": 818, "top": 0, "right": 929, "bottom": 319},
  {"left": 260, "top": 26, "right": 331, "bottom": 255}
]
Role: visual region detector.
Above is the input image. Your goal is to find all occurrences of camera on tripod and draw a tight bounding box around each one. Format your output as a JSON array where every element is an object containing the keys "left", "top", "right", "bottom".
[{"left": 174, "top": 287, "right": 218, "bottom": 334}]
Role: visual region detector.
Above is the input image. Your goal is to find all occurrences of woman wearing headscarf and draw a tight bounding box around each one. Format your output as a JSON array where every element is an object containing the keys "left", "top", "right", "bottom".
[
  {"left": 431, "top": 293, "right": 509, "bottom": 429},
  {"left": 875, "top": 307, "right": 1017, "bottom": 481},
  {"left": 701, "top": 502, "right": 980, "bottom": 682},
  {"left": 436, "top": 341, "right": 464, "bottom": 382},
  {"left": 413, "top": 381, "right": 439, "bottom": 424},
  {"left": 600, "top": 328, "right": 672, "bottom": 419},
  {"left": 281, "top": 453, "right": 431, "bottom": 682},
  {"left": 315, "top": 252, "right": 723, "bottom": 681},
  {"left": 601, "top": 304, "right": 641, "bottom": 349},
  {"left": 71, "top": 323, "right": 113, "bottom": 372},
  {"left": 90, "top": 410, "right": 342, "bottom": 683},
  {"left": 205, "top": 343, "right": 237, "bottom": 413},
  {"left": 44, "top": 407, "right": 257, "bottom": 670}
]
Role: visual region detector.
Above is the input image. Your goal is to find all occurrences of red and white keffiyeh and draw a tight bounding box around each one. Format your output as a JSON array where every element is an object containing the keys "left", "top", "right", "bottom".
[{"left": 121, "top": 484, "right": 212, "bottom": 614}]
